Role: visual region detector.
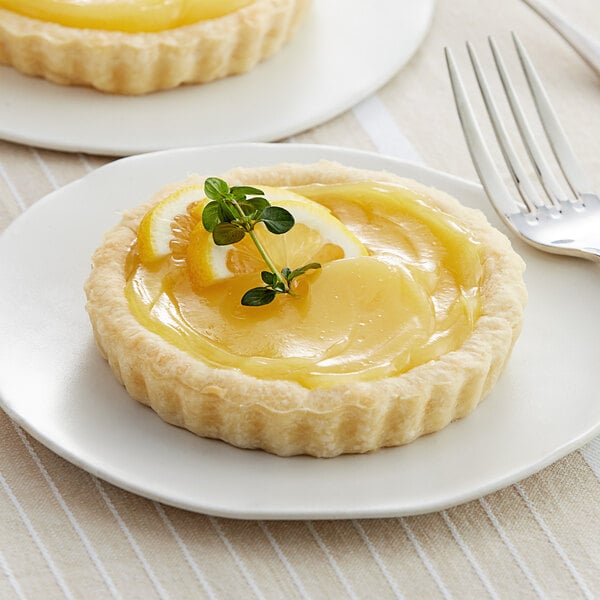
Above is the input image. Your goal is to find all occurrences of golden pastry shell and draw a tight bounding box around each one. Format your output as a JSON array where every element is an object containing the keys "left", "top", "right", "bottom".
[
  {"left": 0, "top": 0, "right": 311, "bottom": 94},
  {"left": 84, "top": 161, "right": 527, "bottom": 457}
]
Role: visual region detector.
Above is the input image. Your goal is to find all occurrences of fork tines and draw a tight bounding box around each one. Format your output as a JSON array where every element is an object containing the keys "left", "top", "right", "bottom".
[{"left": 445, "top": 33, "right": 594, "bottom": 220}]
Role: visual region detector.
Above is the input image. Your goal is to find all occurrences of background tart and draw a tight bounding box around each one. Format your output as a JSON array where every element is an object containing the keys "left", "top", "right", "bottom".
[
  {"left": 84, "top": 161, "right": 527, "bottom": 457},
  {"left": 0, "top": 0, "right": 311, "bottom": 95}
]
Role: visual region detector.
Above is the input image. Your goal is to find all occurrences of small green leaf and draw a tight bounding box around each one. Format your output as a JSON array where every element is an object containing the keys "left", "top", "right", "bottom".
[
  {"left": 260, "top": 206, "right": 295, "bottom": 234},
  {"left": 217, "top": 203, "right": 229, "bottom": 223},
  {"left": 261, "top": 271, "right": 276, "bottom": 286},
  {"left": 221, "top": 200, "right": 241, "bottom": 222},
  {"left": 239, "top": 196, "right": 270, "bottom": 218},
  {"left": 212, "top": 222, "right": 245, "bottom": 246},
  {"left": 204, "top": 177, "right": 229, "bottom": 200},
  {"left": 241, "top": 287, "right": 277, "bottom": 306},
  {"left": 281, "top": 267, "right": 292, "bottom": 281},
  {"left": 201, "top": 201, "right": 222, "bottom": 232},
  {"left": 273, "top": 281, "right": 287, "bottom": 293},
  {"left": 289, "top": 262, "right": 321, "bottom": 280},
  {"left": 230, "top": 186, "right": 265, "bottom": 198}
]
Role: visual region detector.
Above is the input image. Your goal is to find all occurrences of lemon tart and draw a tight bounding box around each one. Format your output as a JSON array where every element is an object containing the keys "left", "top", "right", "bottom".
[
  {"left": 0, "top": 0, "right": 310, "bottom": 94},
  {"left": 84, "top": 161, "right": 527, "bottom": 457}
]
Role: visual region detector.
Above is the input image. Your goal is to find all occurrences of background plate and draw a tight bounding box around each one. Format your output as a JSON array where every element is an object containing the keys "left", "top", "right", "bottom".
[
  {"left": 1, "top": 143, "right": 599, "bottom": 519},
  {"left": 0, "top": 0, "right": 434, "bottom": 156}
]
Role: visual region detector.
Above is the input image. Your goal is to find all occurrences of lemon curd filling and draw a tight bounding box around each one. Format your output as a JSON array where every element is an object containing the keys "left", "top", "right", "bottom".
[
  {"left": 0, "top": 0, "right": 255, "bottom": 32},
  {"left": 125, "top": 182, "right": 484, "bottom": 389}
]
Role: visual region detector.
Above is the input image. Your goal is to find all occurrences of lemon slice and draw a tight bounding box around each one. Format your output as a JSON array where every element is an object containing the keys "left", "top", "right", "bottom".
[
  {"left": 187, "top": 189, "right": 369, "bottom": 289},
  {"left": 137, "top": 184, "right": 205, "bottom": 265}
]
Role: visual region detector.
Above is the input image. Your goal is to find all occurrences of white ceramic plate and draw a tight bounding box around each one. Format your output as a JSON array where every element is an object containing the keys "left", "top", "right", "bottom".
[
  {"left": 0, "top": 0, "right": 434, "bottom": 156},
  {"left": 1, "top": 143, "right": 599, "bottom": 519}
]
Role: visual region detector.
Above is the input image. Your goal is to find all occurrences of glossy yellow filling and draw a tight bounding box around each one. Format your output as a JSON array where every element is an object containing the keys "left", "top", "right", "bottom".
[
  {"left": 126, "top": 182, "right": 484, "bottom": 388},
  {"left": 0, "top": 0, "right": 254, "bottom": 33}
]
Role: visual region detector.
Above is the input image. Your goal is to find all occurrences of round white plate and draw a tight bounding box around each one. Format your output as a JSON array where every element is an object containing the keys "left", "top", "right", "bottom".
[
  {"left": 1, "top": 143, "right": 599, "bottom": 520},
  {"left": 0, "top": 0, "right": 434, "bottom": 156}
]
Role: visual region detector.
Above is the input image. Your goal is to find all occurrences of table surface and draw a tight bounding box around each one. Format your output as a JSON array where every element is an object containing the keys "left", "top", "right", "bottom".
[{"left": 1, "top": 0, "right": 599, "bottom": 598}]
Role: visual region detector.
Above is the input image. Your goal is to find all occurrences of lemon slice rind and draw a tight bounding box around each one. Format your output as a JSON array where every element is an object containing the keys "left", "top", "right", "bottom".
[{"left": 137, "top": 184, "right": 205, "bottom": 264}]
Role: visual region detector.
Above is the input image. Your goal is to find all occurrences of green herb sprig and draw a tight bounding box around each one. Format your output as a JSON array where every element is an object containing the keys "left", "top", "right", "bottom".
[{"left": 201, "top": 177, "right": 321, "bottom": 306}]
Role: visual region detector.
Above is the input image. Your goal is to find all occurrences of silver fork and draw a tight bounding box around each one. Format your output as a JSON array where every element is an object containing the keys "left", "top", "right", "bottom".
[
  {"left": 519, "top": 0, "right": 600, "bottom": 78},
  {"left": 445, "top": 33, "right": 600, "bottom": 262}
]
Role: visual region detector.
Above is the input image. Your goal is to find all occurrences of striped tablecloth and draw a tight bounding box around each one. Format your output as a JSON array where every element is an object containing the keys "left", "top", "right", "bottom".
[{"left": 1, "top": 0, "right": 599, "bottom": 598}]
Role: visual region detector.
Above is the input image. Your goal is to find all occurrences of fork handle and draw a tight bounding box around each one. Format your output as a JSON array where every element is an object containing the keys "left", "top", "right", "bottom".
[{"left": 520, "top": 0, "right": 600, "bottom": 77}]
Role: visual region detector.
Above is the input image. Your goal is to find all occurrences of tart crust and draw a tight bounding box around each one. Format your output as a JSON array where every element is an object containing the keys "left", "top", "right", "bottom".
[
  {"left": 84, "top": 161, "right": 527, "bottom": 457},
  {"left": 0, "top": 0, "right": 310, "bottom": 95}
]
